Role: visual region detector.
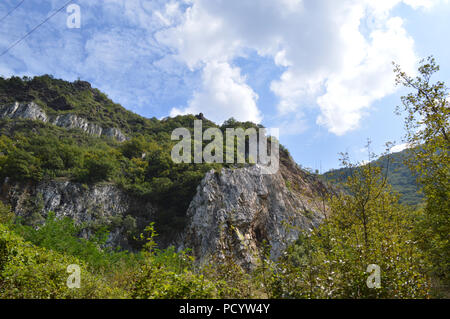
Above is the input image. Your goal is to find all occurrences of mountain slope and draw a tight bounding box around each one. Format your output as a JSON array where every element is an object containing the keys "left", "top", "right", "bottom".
[
  {"left": 322, "top": 149, "right": 423, "bottom": 206},
  {"left": 0, "top": 75, "right": 329, "bottom": 265}
]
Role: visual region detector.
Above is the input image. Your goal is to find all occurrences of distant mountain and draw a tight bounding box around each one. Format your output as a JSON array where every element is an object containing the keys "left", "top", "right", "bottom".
[{"left": 322, "top": 149, "right": 424, "bottom": 206}]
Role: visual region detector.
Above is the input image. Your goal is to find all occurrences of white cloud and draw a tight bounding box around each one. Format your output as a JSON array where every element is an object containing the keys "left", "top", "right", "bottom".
[
  {"left": 156, "top": 0, "right": 440, "bottom": 134},
  {"left": 316, "top": 16, "right": 417, "bottom": 135},
  {"left": 403, "top": 0, "right": 436, "bottom": 9},
  {"left": 1, "top": 0, "right": 445, "bottom": 131},
  {"left": 170, "top": 61, "right": 261, "bottom": 124},
  {"left": 391, "top": 143, "right": 410, "bottom": 153}
]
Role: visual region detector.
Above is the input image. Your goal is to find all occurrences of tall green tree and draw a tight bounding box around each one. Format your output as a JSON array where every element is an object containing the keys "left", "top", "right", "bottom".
[
  {"left": 394, "top": 57, "right": 450, "bottom": 292},
  {"left": 273, "top": 144, "right": 430, "bottom": 298}
]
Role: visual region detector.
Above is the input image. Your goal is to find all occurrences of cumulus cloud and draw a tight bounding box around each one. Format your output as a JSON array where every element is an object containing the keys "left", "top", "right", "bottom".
[
  {"left": 1, "top": 0, "right": 445, "bottom": 130},
  {"left": 316, "top": 16, "right": 417, "bottom": 135},
  {"left": 403, "top": 0, "right": 438, "bottom": 9},
  {"left": 170, "top": 61, "right": 261, "bottom": 124},
  {"left": 156, "top": 0, "right": 441, "bottom": 134}
]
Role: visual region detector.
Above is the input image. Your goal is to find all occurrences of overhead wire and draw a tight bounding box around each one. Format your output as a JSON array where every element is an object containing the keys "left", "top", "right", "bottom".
[
  {"left": 0, "top": 0, "right": 26, "bottom": 25},
  {"left": 0, "top": 0, "right": 73, "bottom": 58}
]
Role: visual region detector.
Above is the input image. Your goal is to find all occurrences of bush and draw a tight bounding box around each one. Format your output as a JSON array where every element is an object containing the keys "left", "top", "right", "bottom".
[
  {"left": 130, "top": 224, "right": 223, "bottom": 299},
  {"left": 75, "top": 151, "right": 118, "bottom": 183},
  {"left": 1, "top": 148, "right": 42, "bottom": 182},
  {"left": 0, "top": 201, "right": 14, "bottom": 224},
  {"left": 0, "top": 223, "right": 125, "bottom": 298},
  {"left": 12, "top": 212, "right": 138, "bottom": 273},
  {"left": 130, "top": 264, "right": 217, "bottom": 299}
]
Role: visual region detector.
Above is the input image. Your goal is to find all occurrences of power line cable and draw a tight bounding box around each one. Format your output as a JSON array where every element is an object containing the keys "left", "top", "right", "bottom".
[
  {"left": 0, "top": 0, "right": 26, "bottom": 25},
  {"left": 0, "top": 0, "right": 73, "bottom": 58}
]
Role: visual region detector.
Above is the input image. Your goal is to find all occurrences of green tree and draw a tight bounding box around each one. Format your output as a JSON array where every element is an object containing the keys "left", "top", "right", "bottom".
[
  {"left": 394, "top": 56, "right": 450, "bottom": 293},
  {"left": 274, "top": 144, "right": 431, "bottom": 298},
  {"left": 130, "top": 223, "right": 219, "bottom": 299},
  {"left": 1, "top": 148, "right": 42, "bottom": 182},
  {"left": 75, "top": 150, "right": 118, "bottom": 183},
  {"left": 120, "top": 136, "right": 147, "bottom": 159},
  {"left": 0, "top": 201, "right": 14, "bottom": 224}
]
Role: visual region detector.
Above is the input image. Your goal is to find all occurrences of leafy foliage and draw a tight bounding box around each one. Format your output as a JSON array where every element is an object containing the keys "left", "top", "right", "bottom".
[
  {"left": 394, "top": 56, "right": 450, "bottom": 293},
  {"left": 11, "top": 212, "right": 137, "bottom": 273},
  {"left": 323, "top": 148, "right": 424, "bottom": 206},
  {"left": 0, "top": 207, "right": 251, "bottom": 299},
  {"left": 269, "top": 148, "right": 431, "bottom": 298},
  {"left": 0, "top": 222, "right": 124, "bottom": 298}
]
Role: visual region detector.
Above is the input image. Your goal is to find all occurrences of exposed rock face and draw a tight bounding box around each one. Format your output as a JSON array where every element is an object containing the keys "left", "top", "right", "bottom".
[
  {"left": 0, "top": 101, "right": 48, "bottom": 122},
  {"left": 52, "top": 114, "right": 103, "bottom": 137},
  {"left": 102, "top": 127, "right": 128, "bottom": 142},
  {"left": 0, "top": 178, "right": 155, "bottom": 249},
  {"left": 1, "top": 162, "right": 328, "bottom": 267},
  {"left": 180, "top": 164, "right": 327, "bottom": 269},
  {"left": 0, "top": 102, "right": 127, "bottom": 142}
]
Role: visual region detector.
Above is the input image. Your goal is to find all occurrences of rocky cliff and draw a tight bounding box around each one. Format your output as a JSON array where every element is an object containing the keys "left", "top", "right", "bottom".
[
  {"left": 0, "top": 83, "right": 329, "bottom": 267},
  {"left": 0, "top": 101, "right": 127, "bottom": 141},
  {"left": 1, "top": 157, "right": 328, "bottom": 267},
  {"left": 180, "top": 162, "right": 327, "bottom": 269},
  {"left": 0, "top": 178, "right": 156, "bottom": 250}
]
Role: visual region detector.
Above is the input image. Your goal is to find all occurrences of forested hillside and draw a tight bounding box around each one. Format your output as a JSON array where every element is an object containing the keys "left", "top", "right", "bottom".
[
  {"left": 0, "top": 74, "right": 326, "bottom": 252},
  {"left": 322, "top": 149, "right": 424, "bottom": 206}
]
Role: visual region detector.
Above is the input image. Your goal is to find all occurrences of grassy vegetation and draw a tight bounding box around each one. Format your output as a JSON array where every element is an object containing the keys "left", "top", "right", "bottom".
[{"left": 0, "top": 204, "right": 256, "bottom": 299}]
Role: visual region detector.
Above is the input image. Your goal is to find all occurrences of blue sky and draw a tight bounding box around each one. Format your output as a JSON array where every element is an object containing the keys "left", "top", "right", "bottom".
[{"left": 0, "top": 0, "right": 449, "bottom": 172}]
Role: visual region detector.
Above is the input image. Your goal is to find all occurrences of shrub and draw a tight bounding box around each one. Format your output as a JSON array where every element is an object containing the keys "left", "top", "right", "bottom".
[{"left": 0, "top": 223, "right": 125, "bottom": 298}]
